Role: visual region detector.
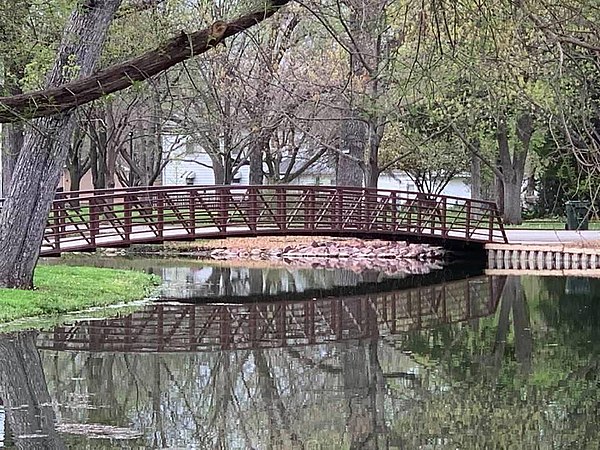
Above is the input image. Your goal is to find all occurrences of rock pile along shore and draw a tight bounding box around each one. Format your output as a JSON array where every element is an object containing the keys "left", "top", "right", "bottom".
[
  {"left": 204, "top": 238, "right": 444, "bottom": 274},
  {"left": 209, "top": 238, "right": 444, "bottom": 261}
]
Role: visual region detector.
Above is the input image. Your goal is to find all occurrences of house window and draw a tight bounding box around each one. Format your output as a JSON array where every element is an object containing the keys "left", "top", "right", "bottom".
[{"left": 181, "top": 171, "right": 196, "bottom": 186}]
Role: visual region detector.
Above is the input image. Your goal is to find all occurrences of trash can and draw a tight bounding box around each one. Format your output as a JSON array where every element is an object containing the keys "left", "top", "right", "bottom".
[{"left": 565, "top": 200, "right": 590, "bottom": 230}]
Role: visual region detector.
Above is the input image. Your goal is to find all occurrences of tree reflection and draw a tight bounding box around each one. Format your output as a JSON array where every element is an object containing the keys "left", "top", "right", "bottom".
[
  {"left": 0, "top": 332, "right": 64, "bottom": 450},
  {"left": 392, "top": 275, "right": 600, "bottom": 448},
  {"left": 5, "top": 273, "right": 599, "bottom": 448}
]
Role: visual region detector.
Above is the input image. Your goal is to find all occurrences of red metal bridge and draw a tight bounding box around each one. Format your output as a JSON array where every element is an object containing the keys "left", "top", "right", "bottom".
[
  {"left": 37, "top": 185, "right": 507, "bottom": 256},
  {"left": 37, "top": 275, "right": 506, "bottom": 353}
]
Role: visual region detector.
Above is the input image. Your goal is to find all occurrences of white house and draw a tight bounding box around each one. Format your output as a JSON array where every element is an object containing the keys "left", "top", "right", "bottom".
[
  {"left": 161, "top": 135, "right": 250, "bottom": 186},
  {"left": 161, "top": 134, "right": 472, "bottom": 199}
]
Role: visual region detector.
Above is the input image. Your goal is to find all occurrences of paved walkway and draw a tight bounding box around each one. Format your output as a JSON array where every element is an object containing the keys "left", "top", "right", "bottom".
[{"left": 505, "top": 229, "right": 600, "bottom": 245}]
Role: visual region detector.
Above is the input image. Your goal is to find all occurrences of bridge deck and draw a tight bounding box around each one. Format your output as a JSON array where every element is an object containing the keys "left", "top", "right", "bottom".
[{"left": 33, "top": 185, "right": 507, "bottom": 255}]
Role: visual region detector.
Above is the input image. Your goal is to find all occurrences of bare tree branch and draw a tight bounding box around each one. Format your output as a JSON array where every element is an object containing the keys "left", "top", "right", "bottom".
[{"left": 0, "top": 0, "right": 291, "bottom": 123}]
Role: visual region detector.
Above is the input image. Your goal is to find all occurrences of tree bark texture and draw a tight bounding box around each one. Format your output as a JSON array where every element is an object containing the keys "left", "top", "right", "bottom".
[
  {"left": 1, "top": 69, "right": 25, "bottom": 196},
  {"left": 0, "top": 332, "right": 64, "bottom": 450},
  {"left": 336, "top": 1, "right": 389, "bottom": 188},
  {"left": 365, "top": 116, "right": 385, "bottom": 188},
  {"left": 66, "top": 125, "right": 89, "bottom": 191},
  {"left": 0, "top": 0, "right": 122, "bottom": 288},
  {"left": 1, "top": 122, "right": 22, "bottom": 196},
  {"left": 249, "top": 131, "right": 271, "bottom": 185},
  {"left": 496, "top": 114, "right": 532, "bottom": 224},
  {"left": 0, "top": 0, "right": 291, "bottom": 123},
  {"left": 337, "top": 109, "right": 366, "bottom": 186}
]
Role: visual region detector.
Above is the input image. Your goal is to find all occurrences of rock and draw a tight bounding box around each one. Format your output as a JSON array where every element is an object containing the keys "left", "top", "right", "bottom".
[{"left": 207, "top": 237, "right": 445, "bottom": 271}]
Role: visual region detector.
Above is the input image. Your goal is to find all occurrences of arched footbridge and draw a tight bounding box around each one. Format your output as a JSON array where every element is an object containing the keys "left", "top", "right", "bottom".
[{"left": 35, "top": 185, "right": 507, "bottom": 256}]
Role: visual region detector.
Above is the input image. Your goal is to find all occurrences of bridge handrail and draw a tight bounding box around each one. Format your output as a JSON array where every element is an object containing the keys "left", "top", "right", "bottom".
[
  {"left": 45, "top": 184, "right": 501, "bottom": 209},
  {"left": 24, "top": 184, "right": 507, "bottom": 255}
]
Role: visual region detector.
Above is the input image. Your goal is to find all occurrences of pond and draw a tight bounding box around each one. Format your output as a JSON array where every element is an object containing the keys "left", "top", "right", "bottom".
[{"left": 0, "top": 259, "right": 599, "bottom": 449}]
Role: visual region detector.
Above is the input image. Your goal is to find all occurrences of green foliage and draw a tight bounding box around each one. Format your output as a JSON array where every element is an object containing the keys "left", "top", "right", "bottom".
[
  {"left": 381, "top": 103, "right": 469, "bottom": 193},
  {"left": 0, "top": 265, "right": 158, "bottom": 324}
]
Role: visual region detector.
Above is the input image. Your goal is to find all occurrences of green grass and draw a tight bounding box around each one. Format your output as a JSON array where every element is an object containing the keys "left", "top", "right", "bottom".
[
  {"left": 0, "top": 265, "right": 158, "bottom": 325},
  {"left": 505, "top": 219, "right": 600, "bottom": 230}
]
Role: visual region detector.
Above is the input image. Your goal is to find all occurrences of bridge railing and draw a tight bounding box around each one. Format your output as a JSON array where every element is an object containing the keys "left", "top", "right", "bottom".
[{"left": 36, "top": 185, "right": 506, "bottom": 255}]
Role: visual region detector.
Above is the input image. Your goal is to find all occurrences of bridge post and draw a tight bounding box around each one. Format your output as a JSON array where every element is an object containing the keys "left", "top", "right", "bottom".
[
  {"left": 157, "top": 304, "right": 164, "bottom": 352},
  {"left": 440, "top": 197, "right": 447, "bottom": 237},
  {"left": 219, "top": 188, "right": 229, "bottom": 233},
  {"left": 89, "top": 195, "right": 99, "bottom": 246},
  {"left": 336, "top": 189, "right": 343, "bottom": 231},
  {"left": 332, "top": 298, "right": 342, "bottom": 339},
  {"left": 220, "top": 306, "right": 232, "bottom": 350},
  {"left": 188, "top": 306, "right": 196, "bottom": 351},
  {"left": 305, "top": 300, "right": 315, "bottom": 344},
  {"left": 416, "top": 198, "right": 422, "bottom": 234},
  {"left": 189, "top": 191, "right": 197, "bottom": 235},
  {"left": 306, "top": 188, "right": 315, "bottom": 230},
  {"left": 465, "top": 200, "right": 472, "bottom": 239},
  {"left": 365, "top": 190, "right": 376, "bottom": 231},
  {"left": 123, "top": 195, "right": 132, "bottom": 242},
  {"left": 248, "top": 188, "right": 257, "bottom": 232},
  {"left": 277, "top": 304, "right": 286, "bottom": 346},
  {"left": 157, "top": 192, "right": 164, "bottom": 239},
  {"left": 276, "top": 187, "right": 286, "bottom": 231},
  {"left": 51, "top": 202, "right": 65, "bottom": 253},
  {"left": 488, "top": 205, "right": 494, "bottom": 242}
]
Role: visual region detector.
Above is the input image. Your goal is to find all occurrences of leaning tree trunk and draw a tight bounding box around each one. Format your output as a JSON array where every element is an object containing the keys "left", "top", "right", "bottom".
[{"left": 0, "top": 0, "right": 122, "bottom": 288}]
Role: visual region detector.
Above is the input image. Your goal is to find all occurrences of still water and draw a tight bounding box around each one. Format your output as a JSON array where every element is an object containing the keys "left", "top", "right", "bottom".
[{"left": 0, "top": 260, "right": 599, "bottom": 449}]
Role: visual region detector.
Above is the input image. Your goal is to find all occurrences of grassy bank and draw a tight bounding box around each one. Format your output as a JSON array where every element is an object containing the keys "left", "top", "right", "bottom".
[
  {"left": 505, "top": 219, "right": 600, "bottom": 230},
  {"left": 0, "top": 265, "right": 158, "bottom": 324}
]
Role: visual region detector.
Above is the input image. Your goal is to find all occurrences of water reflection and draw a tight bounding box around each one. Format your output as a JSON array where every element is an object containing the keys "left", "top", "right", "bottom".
[
  {"left": 37, "top": 276, "right": 501, "bottom": 353},
  {"left": 0, "top": 332, "right": 64, "bottom": 449},
  {"left": 43, "top": 256, "right": 482, "bottom": 301},
  {"left": 2, "top": 272, "right": 600, "bottom": 448}
]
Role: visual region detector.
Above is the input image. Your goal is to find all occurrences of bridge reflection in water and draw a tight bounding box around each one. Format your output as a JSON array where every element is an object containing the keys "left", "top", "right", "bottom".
[{"left": 37, "top": 275, "right": 506, "bottom": 353}]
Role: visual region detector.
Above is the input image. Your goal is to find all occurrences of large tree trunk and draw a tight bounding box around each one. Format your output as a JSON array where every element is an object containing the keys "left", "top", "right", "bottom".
[
  {"left": 0, "top": 332, "right": 64, "bottom": 450},
  {"left": 502, "top": 177, "right": 523, "bottom": 225},
  {"left": 249, "top": 133, "right": 270, "bottom": 185},
  {"left": 0, "top": 0, "right": 122, "bottom": 288},
  {"left": 496, "top": 114, "right": 531, "bottom": 225},
  {"left": 337, "top": 109, "right": 365, "bottom": 186},
  {"left": 342, "top": 339, "right": 386, "bottom": 449},
  {"left": 249, "top": 146, "right": 263, "bottom": 184},
  {"left": 67, "top": 125, "right": 88, "bottom": 191},
  {"left": 365, "top": 118, "right": 383, "bottom": 188}
]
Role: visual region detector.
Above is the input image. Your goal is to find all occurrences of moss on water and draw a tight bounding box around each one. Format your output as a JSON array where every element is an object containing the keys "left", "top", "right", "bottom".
[{"left": 0, "top": 265, "right": 158, "bottom": 325}]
